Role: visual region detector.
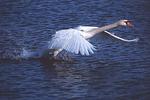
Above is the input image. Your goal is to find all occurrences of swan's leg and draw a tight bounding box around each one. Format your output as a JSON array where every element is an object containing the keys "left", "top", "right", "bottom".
[{"left": 53, "top": 49, "right": 63, "bottom": 58}]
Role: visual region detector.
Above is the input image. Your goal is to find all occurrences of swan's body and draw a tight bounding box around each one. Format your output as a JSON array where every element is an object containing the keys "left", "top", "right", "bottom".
[
  {"left": 76, "top": 26, "right": 99, "bottom": 39},
  {"left": 48, "top": 20, "right": 138, "bottom": 58}
]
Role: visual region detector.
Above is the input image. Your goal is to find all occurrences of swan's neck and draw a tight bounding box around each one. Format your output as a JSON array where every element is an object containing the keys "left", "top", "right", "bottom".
[{"left": 87, "top": 22, "right": 119, "bottom": 36}]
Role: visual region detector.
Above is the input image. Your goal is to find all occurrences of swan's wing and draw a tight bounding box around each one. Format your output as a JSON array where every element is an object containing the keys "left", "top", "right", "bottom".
[
  {"left": 48, "top": 28, "right": 96, "bottom": 55},
  {"left": 104, "top": 31, "right": 139, "bottom": 42},
  {"left": 48, "top": 29, "right": 73, "bottom": 49},
  {"left": 75, "top": 26, "right": 98, "bottom": 32}
]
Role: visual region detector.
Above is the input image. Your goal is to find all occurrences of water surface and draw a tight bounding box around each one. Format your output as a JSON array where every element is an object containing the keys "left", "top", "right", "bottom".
[{"left": 0, "top": 0, "right": 150, "bottom": 100}]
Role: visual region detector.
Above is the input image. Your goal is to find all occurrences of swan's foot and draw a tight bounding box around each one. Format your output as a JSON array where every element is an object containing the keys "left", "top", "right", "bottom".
[
  {"left": 48, "top": 49, "right": 73, "bottom": 62},
  {"left": 51, "top": 49, "right": 63, "bottom": 60}
]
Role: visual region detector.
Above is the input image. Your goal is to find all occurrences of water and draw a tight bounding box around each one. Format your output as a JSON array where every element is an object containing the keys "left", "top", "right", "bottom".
[{"left": 0, "top": 0, "right": 150, "bottom": 99}]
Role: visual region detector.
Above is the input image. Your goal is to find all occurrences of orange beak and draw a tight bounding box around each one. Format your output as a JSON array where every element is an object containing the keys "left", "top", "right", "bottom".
[{"left": 126, "top": 20, "right": 133, "bottom": 27}]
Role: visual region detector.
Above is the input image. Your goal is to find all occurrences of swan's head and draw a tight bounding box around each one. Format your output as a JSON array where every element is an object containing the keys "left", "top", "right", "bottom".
[{"left": 118, "top": 20, "right": 133, "bottom": 27}]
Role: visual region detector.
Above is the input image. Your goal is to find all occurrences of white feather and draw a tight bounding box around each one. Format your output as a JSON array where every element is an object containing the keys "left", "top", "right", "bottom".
[
  {"left": 104, "top": 31, "right": 139, "bottom": 42},
  {"left": 48, "top": 28, "right": 96, "bottom": 56}
]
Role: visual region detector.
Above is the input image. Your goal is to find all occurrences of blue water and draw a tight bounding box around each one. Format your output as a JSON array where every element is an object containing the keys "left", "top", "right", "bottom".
[{"left": 0, "top": 0, "right": 150, "bottom": 100}]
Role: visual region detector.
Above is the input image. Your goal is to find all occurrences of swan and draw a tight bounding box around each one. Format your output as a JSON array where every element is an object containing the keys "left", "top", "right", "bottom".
[{"left": 48, "top": 20, "right": 138, "bottom": 58}]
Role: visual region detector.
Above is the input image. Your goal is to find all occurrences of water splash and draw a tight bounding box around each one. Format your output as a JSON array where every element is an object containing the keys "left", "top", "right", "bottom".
[{"left": 20, "top": 48, "right": 36, "bottom": 59}]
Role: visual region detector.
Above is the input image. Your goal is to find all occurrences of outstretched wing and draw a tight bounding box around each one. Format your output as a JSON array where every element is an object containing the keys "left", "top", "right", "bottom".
[
  {"left": 48, "top": 28, "right": 96, "bottom": 56},
  {"left": 104, "top": 31, "right": 139, "bottom": 42}
]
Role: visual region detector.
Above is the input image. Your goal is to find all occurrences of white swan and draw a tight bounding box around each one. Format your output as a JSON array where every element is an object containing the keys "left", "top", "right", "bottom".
[{"left": 48, "top": 20, "right": 138, "bottom": 58}]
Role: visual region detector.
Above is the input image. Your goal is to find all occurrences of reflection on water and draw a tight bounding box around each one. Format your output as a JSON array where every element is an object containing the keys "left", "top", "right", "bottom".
[{"left": 0, "top": 0, "right": 150, "bottom": 100}]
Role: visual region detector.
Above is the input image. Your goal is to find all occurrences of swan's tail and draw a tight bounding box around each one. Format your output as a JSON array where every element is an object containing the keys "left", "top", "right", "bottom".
[{"left": 104, "top": 31, "right": 139, "bottom": 42}]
